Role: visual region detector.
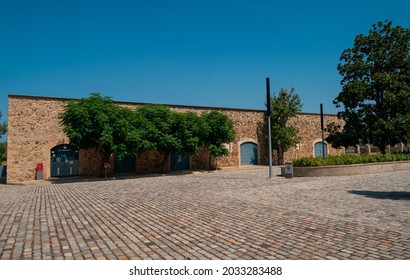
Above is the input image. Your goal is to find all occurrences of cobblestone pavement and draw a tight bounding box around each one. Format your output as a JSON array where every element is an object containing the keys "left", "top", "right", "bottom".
[{"left": 1, "top": 167, "right": 409, "bottom": 260}]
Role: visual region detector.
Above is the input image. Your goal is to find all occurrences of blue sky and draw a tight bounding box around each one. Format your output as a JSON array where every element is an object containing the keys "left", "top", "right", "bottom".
[{"left": 1, "top": 0, "right": 410, "bottom": 132}]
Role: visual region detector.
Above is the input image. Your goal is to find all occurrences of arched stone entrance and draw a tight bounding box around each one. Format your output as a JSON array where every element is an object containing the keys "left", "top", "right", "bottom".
[
  {"left": 314, "top": 142, "right": 328, "bottom": 158},
  {"left": 171, "top": 151, "right": 189, "bottom": 171},
  {"left": 240, "top": 142, "right": 258, "bottom": 165},
  {"left": 50, "top": 144, "right": 79, "bottom": 177}
]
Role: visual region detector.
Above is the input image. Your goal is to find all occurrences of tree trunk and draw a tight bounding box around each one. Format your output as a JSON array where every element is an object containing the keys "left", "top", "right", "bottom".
[
  {"left": 277, "top": 148, "right": 284, "bottom": 165},
  {"left": 208, "top": 153, "right": 215, "bottom": 170},
  {"left": 379, "top": 144, "right": 387, "bottom": 154},
  {"left": 162, "top": 152, "right": 171, "bottom": 173},
  {"left": 100, "top": 151, "right": 111, "bottom": 178}
]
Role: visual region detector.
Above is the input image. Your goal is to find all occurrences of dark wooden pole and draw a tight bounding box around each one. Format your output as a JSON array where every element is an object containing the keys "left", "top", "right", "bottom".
[
  {"left": 266, "top": 78, "right": 272, "bottom": 178},
  {"left": 320, "top": 103, "right": 325, "bottom": 158}
]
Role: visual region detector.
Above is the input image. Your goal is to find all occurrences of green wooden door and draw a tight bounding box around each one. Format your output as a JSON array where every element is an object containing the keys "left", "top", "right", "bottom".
[
  {"left": 171, "top": 151, "right": 189, "bottom": 171},
  {"left": 115, "top": 155, "right": 136, "bottom": 174},
  {"left": 240, "top": 142, "right": 258, "bottom": 165}
]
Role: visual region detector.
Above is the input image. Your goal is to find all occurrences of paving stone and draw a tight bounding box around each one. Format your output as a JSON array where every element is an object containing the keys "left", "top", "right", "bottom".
[{"left": 0, "top": 167, "right": 409, "bottom": 259}]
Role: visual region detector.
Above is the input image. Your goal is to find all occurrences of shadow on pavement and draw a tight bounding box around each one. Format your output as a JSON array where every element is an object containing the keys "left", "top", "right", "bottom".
[
  {"left": 348, "top": 190, "right": 410, "bottom": 200},
  {"left": 47, "top": 171, "right": 196, "bottom": 184},
  {"left": 46, "top": 166, "right": 269, "bottom": 184}
]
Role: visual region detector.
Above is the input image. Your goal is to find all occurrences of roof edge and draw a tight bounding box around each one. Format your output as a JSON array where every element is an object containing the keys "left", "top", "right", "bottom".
[{"left": 8, "top": 94, "right": 339, "bottom": 116}]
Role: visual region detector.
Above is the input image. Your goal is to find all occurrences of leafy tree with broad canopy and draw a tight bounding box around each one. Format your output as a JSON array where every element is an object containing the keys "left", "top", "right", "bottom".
[
  {"left": 60, "top": 94, "right": 237, "bottom": 175},
  {"left": 137, "top": 105, "right": 203, "bottom": 173},
  {"left": 268, "top": 88, "right": 302, "bottom": 165},
  {"left": 60, "top": 93, "right": 153, "bottom": 176},
  {"left": 200, "top": 110, "right": 235, "bottom": 169},
  {"left": 135, "top": 106, "right": 236, "bottom": 171},
  {"left": 327, "top": 21, "right": 410, "bottom": 152}
]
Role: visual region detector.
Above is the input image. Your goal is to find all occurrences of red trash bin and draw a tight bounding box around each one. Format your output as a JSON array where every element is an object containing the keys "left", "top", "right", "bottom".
[{"left": 36, "top": 163, "right": 43, "bottom": 180}]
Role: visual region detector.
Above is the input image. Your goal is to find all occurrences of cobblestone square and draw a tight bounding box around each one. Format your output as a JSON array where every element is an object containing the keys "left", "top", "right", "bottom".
[{"left": 1, "top": 167, "right": 409, "bottom": 259}]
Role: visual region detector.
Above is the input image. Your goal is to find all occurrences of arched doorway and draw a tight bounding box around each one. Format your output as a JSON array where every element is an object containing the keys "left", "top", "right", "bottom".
[
  {"left": 171, "top": 151, "right": 189, "bottom": 171},
  {"left": 240, "top": 142, "right": 258, "bottom": 165},
  {"left": 314, "top": 142, "right": 328, "bottom": 158},
  {"left": 115, "top": 155, "right": 136, "bottom": 174},
  {"left": 50, "top": 144, "right": 79, "bottom": 177}
]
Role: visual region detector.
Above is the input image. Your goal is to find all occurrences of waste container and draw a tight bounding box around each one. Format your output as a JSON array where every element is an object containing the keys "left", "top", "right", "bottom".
[
  {"left": 36, "top": 163, "right": 43, "bottom": 180},
  {"left": 284, "top": 163, "right": 293, "bottom": 178}
]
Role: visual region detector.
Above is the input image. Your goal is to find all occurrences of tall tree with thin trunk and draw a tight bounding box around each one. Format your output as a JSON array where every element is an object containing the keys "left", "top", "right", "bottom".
[
  {"left": 268, "top": 88, "right": 302, "bottom": 165},
  {"left": 200, "top": 110, "right": 235, "bottom": 169}
]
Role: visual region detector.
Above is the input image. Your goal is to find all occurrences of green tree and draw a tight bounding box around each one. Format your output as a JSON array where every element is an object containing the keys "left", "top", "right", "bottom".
[
  {"left": 200, "top": 110, "right": 235, "bottom": 169},
  {"left": 0, "top": 142, "right": 6, "bottom": 163},
  {"left": 268, "top": 88, "right": 302, "bottom": 165},
  {"left": 173, "top": 111, "right": 203, "bottom": 155},
  {"left": 407, "top": 98, "right": 410, "bottom": 142},
  {"left": 60, "top": 93, "right": 153, "bottom": 176},
  {"left": 328, "top": 21, "right": 410, "bottom": 152},
  {"left": 137, "top": 105, "right": 203, "bottom": 172},
  {"left": 0, "top": 111, "right": 6, "bottom": 163}
]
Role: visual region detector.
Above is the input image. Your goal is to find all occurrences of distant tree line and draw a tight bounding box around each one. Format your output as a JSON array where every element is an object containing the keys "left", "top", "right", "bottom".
[
  {"left": 59, "top": 93, "right": 235, "bottom": 176},
  {"left": 0, "top": 111, "right": 7, "bottom": 164}
]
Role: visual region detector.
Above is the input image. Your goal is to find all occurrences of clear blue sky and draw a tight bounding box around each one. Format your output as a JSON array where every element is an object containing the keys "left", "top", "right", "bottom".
[{"left": 1, "top": 0, "right": 409, "bottom": 130}]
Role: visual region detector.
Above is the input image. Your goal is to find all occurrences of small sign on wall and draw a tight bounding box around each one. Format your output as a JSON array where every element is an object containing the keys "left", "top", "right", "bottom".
[{"left": 104, "top": 162, "right": 109, "bottom": 178}]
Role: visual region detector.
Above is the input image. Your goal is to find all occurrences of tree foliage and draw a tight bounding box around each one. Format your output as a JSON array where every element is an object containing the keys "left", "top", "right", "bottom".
[
  {"left": 327, "top": 21, "right": 410, "bottom": 152},
  {"left": 0, "top": 112, "right": 6, "bottom": 139},
  {"left": 0, "top": 142, "right": 6, "bottom": 163},
  {"left": 137, "top": 105, "right": 203, "bottom": 172},
  {"left": 268, "top": 88, "right": 302, "bottom": 165},
  {"left": 201, "top": 110, "right": 235, "bottom": 169},
  {"left": 137, "top": 106, "right": 235, "bottom": 171},
  {"left": 60, "top": 94, "right": 237, "bottom": 175},
  {"left": 60, "top": 93, "right": 153, "bottom": 176},
  {"left": 0, "top": 111, "right": 7, "bottom": 163}
]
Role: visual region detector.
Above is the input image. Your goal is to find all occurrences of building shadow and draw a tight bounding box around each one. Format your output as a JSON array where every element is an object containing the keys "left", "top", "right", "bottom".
[
  {"left": 348, "top": 190, "right": 410, "bottom": 200},
  {"left": 47, "top": 170, "right": 197, "bottom": 184}
]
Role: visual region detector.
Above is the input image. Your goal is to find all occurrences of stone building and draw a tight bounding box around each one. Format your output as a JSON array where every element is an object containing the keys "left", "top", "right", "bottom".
[{"left": 6, "top": 94, "right": 344, "bottom": 183}]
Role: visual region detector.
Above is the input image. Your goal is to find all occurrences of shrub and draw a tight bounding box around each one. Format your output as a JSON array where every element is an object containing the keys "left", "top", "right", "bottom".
[{"left": 292, "top": 153, "right": 410, "bottom": 167}]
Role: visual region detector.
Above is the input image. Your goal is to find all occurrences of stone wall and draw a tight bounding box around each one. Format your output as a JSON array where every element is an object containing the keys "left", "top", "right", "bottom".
[
  {"left": 282, "top": 113, "right": 345, "bottom": 164},
  {"left": 7, "top": 96, "right": 69, "bottom": 183},
  {"left": 7, "top": 95, "right": 344, "bottom": 183}
]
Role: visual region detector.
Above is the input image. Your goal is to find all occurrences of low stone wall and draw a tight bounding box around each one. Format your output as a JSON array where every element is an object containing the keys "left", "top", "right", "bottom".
[{"left": 280, "top": 161, "right": 410, "bottom": 177}]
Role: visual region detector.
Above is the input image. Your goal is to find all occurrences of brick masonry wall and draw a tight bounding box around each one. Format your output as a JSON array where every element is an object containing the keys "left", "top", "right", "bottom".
[{"left": 7, "top": 95, "right": 344, "bottom": 183}]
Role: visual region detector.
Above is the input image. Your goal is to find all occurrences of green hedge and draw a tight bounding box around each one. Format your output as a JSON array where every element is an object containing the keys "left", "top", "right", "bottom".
[{"left": 292, "top": 153, "right": 410, "bottom": 167}]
